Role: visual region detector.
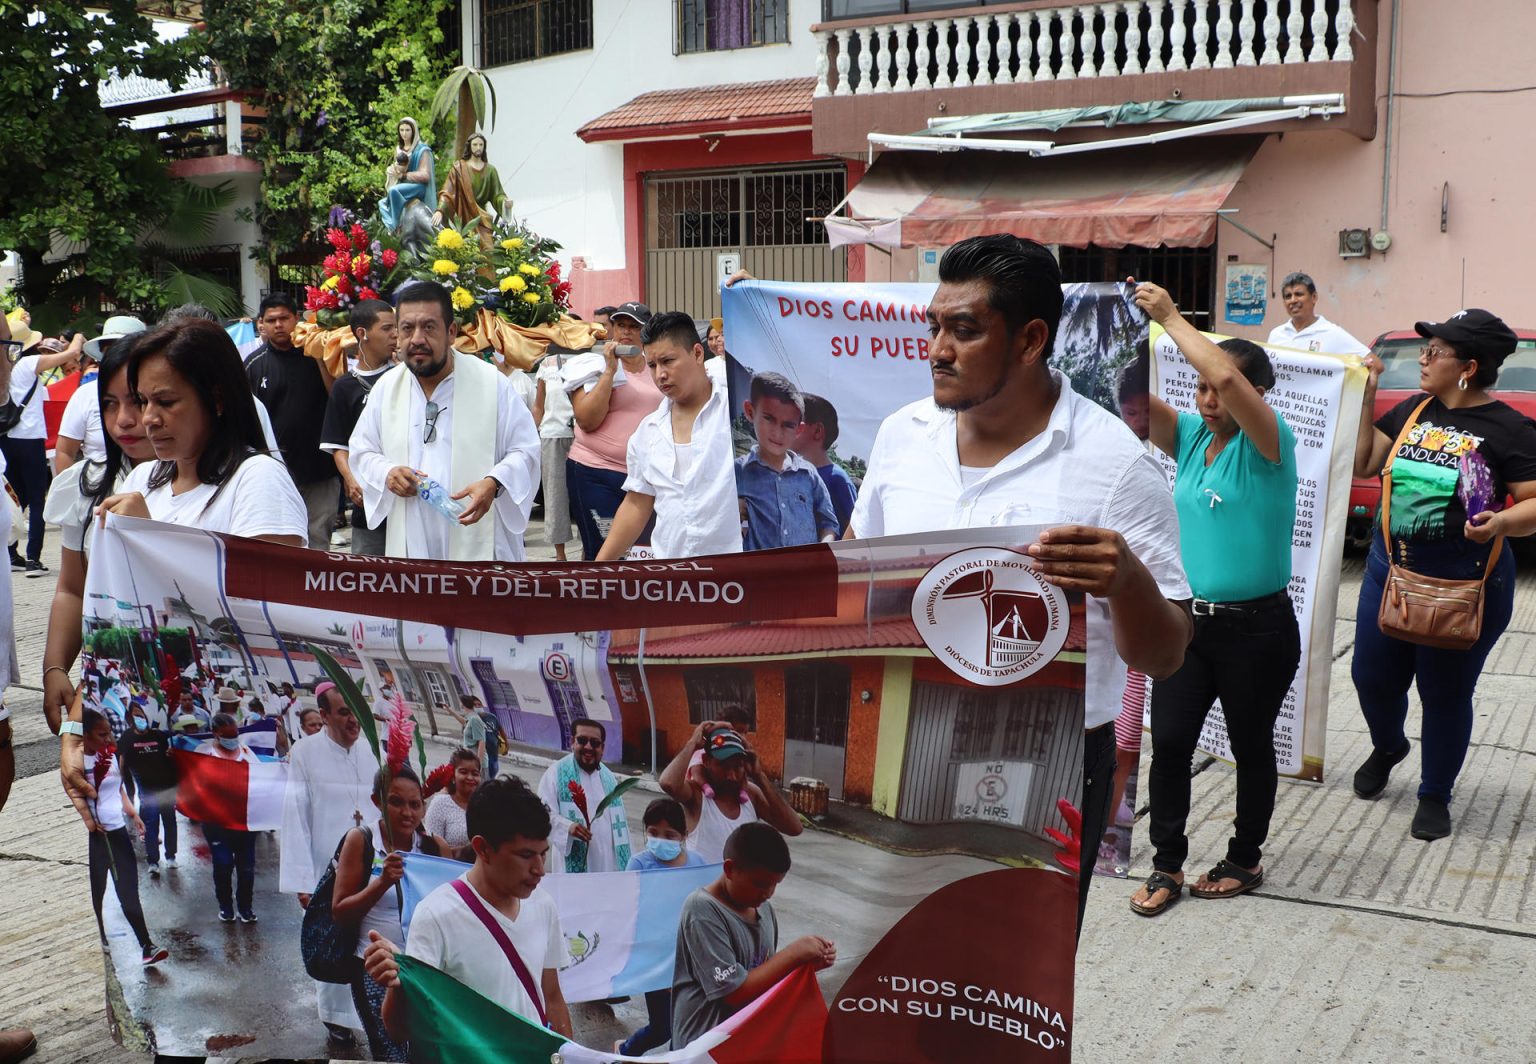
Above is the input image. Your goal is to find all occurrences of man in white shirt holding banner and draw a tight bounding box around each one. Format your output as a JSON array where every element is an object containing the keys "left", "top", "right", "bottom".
[
  {"left": 845, "top": 235, "right": 1194, "bottom": 933},
  {"left": 348, "top": 282, "right": 541, "bottom": 562}
]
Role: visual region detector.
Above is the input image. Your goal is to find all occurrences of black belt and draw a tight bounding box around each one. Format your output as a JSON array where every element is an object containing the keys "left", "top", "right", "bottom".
[{"left": 1190, "top": 589, "right": 1290, "bottom": 617}]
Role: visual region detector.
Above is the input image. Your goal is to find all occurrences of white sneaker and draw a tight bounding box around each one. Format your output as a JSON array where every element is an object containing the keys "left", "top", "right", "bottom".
[{"left": 163, "top": 857, "right": 178, "bottom": 869}]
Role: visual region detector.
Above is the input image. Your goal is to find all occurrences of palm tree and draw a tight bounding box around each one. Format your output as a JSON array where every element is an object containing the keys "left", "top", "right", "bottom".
[
  {"left": 1055, "top": 282, "right": 1146, "bottom": 411},
  {"left": 430, "top": 65, "right": 498, "bottom": 161}
]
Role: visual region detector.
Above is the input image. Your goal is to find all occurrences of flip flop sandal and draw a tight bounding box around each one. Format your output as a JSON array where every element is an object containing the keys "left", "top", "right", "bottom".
[
  {"left": 1129, "top": 870, "right": 1183, "bottom": 917},
  {"left": 1190, "top": 859, "right": 1264, "bottom": 899}
]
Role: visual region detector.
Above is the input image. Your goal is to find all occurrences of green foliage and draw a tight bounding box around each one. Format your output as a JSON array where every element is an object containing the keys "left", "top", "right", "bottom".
[
  {"left": 0, "top": 1, "right": 201, "bottom": 330},
  {"left": 197, "top": 0, "right": 458, "bottom": 263}
]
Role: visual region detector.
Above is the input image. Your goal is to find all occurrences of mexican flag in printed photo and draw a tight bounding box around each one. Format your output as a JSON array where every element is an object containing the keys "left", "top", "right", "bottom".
[{"left": 397, "top": 954, "right": 826, "bottom": 1064}]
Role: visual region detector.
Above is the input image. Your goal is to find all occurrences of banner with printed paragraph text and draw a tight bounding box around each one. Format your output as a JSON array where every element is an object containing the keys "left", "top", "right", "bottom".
[
  {"left": 78, "top": 516, "right": 1085, "bottom": 1061},
  {"left": 1151, "top": 327, "right": 1367, "bottom": 780}
]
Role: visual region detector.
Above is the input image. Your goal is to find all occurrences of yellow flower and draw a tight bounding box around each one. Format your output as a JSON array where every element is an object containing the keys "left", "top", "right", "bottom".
[
  {"left": 505, "top": 237, "right": 525, "bottom": 249},
  {"left": 451, "top": 286, "right": 474, "bottom": 311},
  {"left": 432, "top": 259, "right": 458, "bottom": 276},
  {"left": 435, "top": 228, "right": 465, "bottom": 250},
  {"left": 523, "top": 292, "right": 541, "bottom": 304},
  {"left": 320, "top": 274, "right": 339, "bottom": 290},
  {"left": 518, "top": 263, "right": 540, "bottom": 276},
  {"left": 501, "top": 274, "right": 527, "bottom": 293}
]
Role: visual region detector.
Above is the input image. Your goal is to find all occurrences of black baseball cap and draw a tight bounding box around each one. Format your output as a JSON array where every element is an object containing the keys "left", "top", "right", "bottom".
[
  {"left": 594, "top": 305, "right": 617, "bottom": 316},
  {"left": 609, "top": 301, "right": 652, "bottom": 325},
  {"left": 1415, "top": 309, "right": 1518, "bottom": 364}
]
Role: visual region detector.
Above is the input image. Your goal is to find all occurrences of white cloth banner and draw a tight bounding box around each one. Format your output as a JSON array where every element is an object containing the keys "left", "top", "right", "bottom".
[{"left": 1152, "top": 328, "right": 1367, "bottom": 780}]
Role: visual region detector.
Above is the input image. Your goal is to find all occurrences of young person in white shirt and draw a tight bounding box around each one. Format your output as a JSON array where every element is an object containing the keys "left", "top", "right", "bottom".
[
  {"left": 1266, "top": 271, "right": 1370, "bottom": 356},
  {"left": 3, "top": 330, "right": 82, "bottom": 575},
  {"left": 841, "top": 235, "right": 1193, "bottom": 933},
  {"left": 363, "top": 776, "right": 575, "bottom": 1042},
  {"left": 595, "top": 311, "right": 741, "bottom": 562}
]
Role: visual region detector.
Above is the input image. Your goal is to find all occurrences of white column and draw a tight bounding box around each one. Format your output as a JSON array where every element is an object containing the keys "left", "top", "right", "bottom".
[
  {"left": 856, "top": 25, "right": 877, "bottom": 95},
  {"left": 1099, "top": 3, "right": 1121, "bottom": 77},
  {"left": 1122, "top": 1, "right": 1144, "bottom": 75},
  {"left": 1077, "top": 5, "right": 1099, "bottom": 78},
  {"left": 1145, "top": 0, "right": 1167, "bottom": 73},
  {"left": 1235, "top": 0, "right": 1257, "bottom": 65},
  {"left": 814, "top": 29, "right": 832, "bottom": 97},
  {"left": 1308, "top": 2, "right": 1329, "bottom": 61},
  {"left": 1167, "top": 0, "right": 1189, "bottom": 72},
  {"left": 933, "top": 18, "right": 955, "bottom": 89},
  {"left": 954, "top": 16, "right": 975, "bottom": 87},
  {"left": 913, "top": 20, "right": 935, "bottom": 90},
  {"left": 1037, "top": 10, "right": 1057, "bottom": 81},
  {"left": 223, "top": 98, "right": 241, "bottom": 156},
  {"left": 833, "top": 28, "right": 852, "bottom": 96},
  {"left": 1259, "top": 2, "right": 1279, "bottom": 65},
  {"left": 1190, "top": 0, "right": 1211, "bottom": 69},
  {"left": 1213, "top": 0, "right": 1234, "bottom": 68},
  {"left": 996, "top": 13, "right": 1018, "bottom": 85},
  {"left": 1057, "top": 8, "right": 1079, "bottom": 79},
  {"left": 1283, "top": 4, "right": 1304, "bottom": 63},
  {"left": 1334, "top": 0, "right": 1356, "bottom": 61},
  {"left": 893, "top": 22, "right": 913, "bottom": 92}
]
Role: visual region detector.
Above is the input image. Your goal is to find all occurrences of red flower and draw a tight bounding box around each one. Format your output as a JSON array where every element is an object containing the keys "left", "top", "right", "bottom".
[
  {"left": 423, "top": 762, "right": 454, "bottom": 799},
  {"left": 547, "top": 260, "right": 561, "bottom": 282},
  {"left": 318, "top": 290, "right": 340, "bottom": 310},
  {"left": 358, "top": 287, "right": 379, "bottom": 301},
  {"left": 91, "top": 745, "right": 116, "bottom": 792},
  {"left": 326, "top": 227, "right": 350, "bottom": 251},
  {"left": 321, "top": 252, "right": 339, "bottom": 273},
  {"left": 566, "top": 779, "right": 592, "bottom": 827},
  {"left": 350, "top": 223, "right": 369, "bottom": 251},
  {"left": 304, "top": 286, "right": 324, "bottom": 311},
  {"left": 335, "top": 275, "right": 354, "bottom": 297},
  {"left": 380, "top": 248, "right": 398, "bottom": 269},
  {"left": 351, "top": 254, "right": 372, "bottom": 280}
]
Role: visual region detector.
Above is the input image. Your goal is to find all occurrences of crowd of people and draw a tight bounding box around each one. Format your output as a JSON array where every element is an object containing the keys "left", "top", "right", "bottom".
[{"left": 0, "top": 231, "right": 1532, "bottom": 1063}]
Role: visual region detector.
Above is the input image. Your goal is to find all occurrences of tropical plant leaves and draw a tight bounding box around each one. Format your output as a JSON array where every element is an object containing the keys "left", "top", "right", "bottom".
[{"left": 592, "top": 775, "right": 645, "bottom": 821}]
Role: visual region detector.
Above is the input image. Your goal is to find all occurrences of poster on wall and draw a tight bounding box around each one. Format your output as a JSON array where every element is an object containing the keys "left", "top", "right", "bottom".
[
  {"left": 80, "top": 518, "right": 1082, "bottom": 1061},
  {"left": 722, "top": 278, "right": 1149, "bottom": 877},
  {"left": 1223, "top": 263, "right": 1269, "bottom": 326},
  {"left": 1151, "top": 328, "right": 1367, "bottom": 781}
]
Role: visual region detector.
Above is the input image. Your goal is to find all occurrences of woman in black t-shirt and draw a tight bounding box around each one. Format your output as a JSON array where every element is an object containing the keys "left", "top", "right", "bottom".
[{"left": 1350, "top": 309, "right": 1536, "bottom": 842}]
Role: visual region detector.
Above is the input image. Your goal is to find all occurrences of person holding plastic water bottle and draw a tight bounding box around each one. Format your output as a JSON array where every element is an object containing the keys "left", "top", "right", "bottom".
[{"left": 348, "top": 283, "right": 541, "bottom": 561}]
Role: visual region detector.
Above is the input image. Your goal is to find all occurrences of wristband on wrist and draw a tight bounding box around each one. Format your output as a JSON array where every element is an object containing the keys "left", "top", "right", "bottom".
[
  {"left": 59, "top": 720, "right": 84, "bottom": 737},
  {"left": 43, "top": 665, "right": 71, "bottom": 683}
]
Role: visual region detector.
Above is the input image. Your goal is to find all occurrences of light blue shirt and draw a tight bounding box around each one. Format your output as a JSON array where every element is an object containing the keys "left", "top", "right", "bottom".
[{"left": 735, "top": 447, "right": 839, "bottom": 551}]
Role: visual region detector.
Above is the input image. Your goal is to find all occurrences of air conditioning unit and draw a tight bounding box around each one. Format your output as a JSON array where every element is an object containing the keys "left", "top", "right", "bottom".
[{"left": 1338, "top": 228, "right": 1372, "bottom": 259}]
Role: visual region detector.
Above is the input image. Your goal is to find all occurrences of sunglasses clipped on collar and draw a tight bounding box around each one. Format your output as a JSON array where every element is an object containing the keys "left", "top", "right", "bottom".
[{"left": 424, "top": 400, "right": 443, "bottom": 444}]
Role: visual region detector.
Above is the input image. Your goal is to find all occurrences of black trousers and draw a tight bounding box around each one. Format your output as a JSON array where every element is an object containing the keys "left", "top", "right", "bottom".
[
  {"left": 88, "top": 827, "right": 152, "bottom": 951},
  {"left": 1078, "top": 722, "right": 1115, "bottom": 939},
  {"left": 1148, "top": 595, "right": 1301, "bottom": 874},
  {"left": 1, "top": 435, "right": 47, "bottom": 561}
]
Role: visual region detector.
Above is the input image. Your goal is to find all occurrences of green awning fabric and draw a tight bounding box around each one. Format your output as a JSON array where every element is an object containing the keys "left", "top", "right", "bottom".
[{"left": 921, "top": 98, "right": 1292, "bottom": 136}]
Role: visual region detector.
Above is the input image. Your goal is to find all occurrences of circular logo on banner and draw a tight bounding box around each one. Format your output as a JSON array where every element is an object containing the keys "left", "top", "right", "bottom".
[
  {"left": 911, "top": 548, "right": 1069, "bottom": 687},
  {"left": 542, "top": 652, "right": 573, "bottom": 683}
]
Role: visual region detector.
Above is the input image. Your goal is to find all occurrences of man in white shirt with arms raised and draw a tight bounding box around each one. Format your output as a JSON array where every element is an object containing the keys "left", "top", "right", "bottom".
[
  {"left": 349, "top": 282, "right": 540, "bottom": 561},
  {"left": 844, "top": 235, "right": 1192, "bottom": 933},
  {"left": 1266, "top": 270, "right": 1369, "bottom": 356}
]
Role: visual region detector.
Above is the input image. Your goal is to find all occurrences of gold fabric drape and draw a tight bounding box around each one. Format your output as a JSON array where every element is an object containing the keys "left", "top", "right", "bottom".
[{"left": 294, "top": 311, "right": 606, "bottom": 376}]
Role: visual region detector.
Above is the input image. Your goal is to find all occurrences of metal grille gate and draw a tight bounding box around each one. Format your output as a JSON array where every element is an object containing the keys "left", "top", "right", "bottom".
[{"left": 645, "top": 165, "right": 848, "bottom": 319}]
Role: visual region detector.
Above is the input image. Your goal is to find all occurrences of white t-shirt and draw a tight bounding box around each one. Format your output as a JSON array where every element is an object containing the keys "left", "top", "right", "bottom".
[
  {"left": 850, "top": 371, "right": 1191, "bottom": 730},
  {"left": 43, "top": 461, "right": 132, "bottom": 555},
  {"left": 405, "top": 874, "right": 570, "bottom": 1025},
  {"left": 120, "top": 453, "right": 307, "bottom": 539},
  {"left": 622, "top": 381, "right": 741, "bottom": 559},
  {"left": 1267, "top": 315, "right": 1370, "bottom": 357},
  {"left": 5, "top": 355, "right": 47, "bottom": 440},
  {"left": 58, "top": 377, "right": 107, "bottom": 461},
  {"left": 535, "top": 354, "right": 575, "bottom": 439},
  {"left": 85, "top": 750, "right": 127, "bottom": 831}
]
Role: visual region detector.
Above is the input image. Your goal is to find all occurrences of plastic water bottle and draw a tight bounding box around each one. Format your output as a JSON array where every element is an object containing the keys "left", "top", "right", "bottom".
[{"left": 415, "top": 471, "right": 466, "bottom": 521}]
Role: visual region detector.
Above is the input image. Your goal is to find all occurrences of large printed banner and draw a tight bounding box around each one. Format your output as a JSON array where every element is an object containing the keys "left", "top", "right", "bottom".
[
  {"left": 723, "top": 278, "right": 1148, "bottom": 877},
  {"left": 83, "top": 518, "right": 1083, "bottom": 1061},
  {"left": 1152, "top": 328, "right": 1367, "bottom": 780}
]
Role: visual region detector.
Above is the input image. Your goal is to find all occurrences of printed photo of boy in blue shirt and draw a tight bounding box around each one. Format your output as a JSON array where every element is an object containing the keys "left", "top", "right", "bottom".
[{"left": 735, "top": 373, "right": 840, "bottom": 551}]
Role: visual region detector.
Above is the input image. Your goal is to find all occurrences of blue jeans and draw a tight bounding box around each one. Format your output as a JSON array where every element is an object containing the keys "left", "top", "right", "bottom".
[
  {"left": 138, "top": 785, "right": 178, "bottom": 864},
  {"left": 204, "top": 824, "right": 256, "bottom": 914},
  {"left": 620, "top": 989, "right": 672, "bottom": 1056},
  {"left": 566, "top": 458, "right": 652, "bottom": 560},
  {"left": 1352, "top": 536, "right": 1515, "bottom": 804}
]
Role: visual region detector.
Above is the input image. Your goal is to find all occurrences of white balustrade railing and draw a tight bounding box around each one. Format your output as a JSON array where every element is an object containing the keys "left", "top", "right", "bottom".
[{"left": 814, "top": 0, "right": 1358, "bottom": 98}]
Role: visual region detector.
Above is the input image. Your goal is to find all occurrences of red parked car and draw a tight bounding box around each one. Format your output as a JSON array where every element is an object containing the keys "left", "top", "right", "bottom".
[{"left": 1346, "top": 327, "right": 1536, "bottom": 547}]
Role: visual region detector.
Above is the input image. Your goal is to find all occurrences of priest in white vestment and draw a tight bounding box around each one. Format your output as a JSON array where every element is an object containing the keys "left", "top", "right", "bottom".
[
  {"left": 347, "top": 282, "right": 540, "bottom": 562},
  {"left": 536, "top": 718, "right": 633, "bottom": 873},
  {"left": 279, "top": 683, "right": 380, "bottom": 1040}
]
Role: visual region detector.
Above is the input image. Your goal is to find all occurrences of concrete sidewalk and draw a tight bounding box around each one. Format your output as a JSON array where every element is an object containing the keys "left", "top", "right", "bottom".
[{"left": 4, "top": 535, "right": 1535, "bottom": 1061}]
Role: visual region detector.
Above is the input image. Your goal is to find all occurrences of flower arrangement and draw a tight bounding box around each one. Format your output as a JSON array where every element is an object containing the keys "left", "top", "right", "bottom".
[
  {"left": 486, "top": 221, "right": 571, "bottom": 329},
  {"left": 400, "top": 220, "right": 487, "bottom": 325},
  {"left": 304, "top": 207, "right": 410, "bottom": 327}
]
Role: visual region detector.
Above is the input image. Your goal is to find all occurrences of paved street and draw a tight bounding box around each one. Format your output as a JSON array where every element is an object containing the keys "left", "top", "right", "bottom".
[{"left": 4, "top": 526, "right": 1536, "bottom": 1060}]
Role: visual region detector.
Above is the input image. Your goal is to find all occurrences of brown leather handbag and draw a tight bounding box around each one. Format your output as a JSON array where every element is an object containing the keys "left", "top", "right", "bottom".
[{"left": 1377, "top": 398, "right": 1504, "bottom": 651}]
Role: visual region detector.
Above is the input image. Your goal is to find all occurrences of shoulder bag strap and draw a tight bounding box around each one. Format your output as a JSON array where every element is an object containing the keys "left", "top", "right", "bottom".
[{"left": 448, "top": 878, "right": 549, "bottom": 1027}]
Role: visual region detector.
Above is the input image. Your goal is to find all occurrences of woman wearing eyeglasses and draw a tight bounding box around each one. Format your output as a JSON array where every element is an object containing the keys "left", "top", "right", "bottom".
[
  {"left": 1126, "top": 282, "right": 1301, "bottom": 917},
  {"left": 1351, "top": 310, "right": 1536, "bottom": 841}
]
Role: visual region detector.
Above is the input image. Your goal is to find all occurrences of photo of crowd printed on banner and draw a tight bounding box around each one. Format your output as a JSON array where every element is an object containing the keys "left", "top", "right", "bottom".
[
  {"left": 722, "top": 278, "right": 1149, "bottom": 877},
  {"left": 78, "top": 516, "right": 1081, "bottom": 1061},
  {"left": 1151, "top": 328, "right": 1368, "bottom": 781}
]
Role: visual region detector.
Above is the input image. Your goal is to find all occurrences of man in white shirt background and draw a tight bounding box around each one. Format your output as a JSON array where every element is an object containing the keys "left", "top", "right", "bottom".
[
  {"left": 1266, "top": 270, "right": 1370, "bottom": 357},
  {"left": 841, "top": 235, "right": 1193, "bottom": 933},
  {"left": 55, "top": 315, "right": 146, "bottom": 473},
  {"left": 3, "top": 324, "right": 80, "bottom": 576},
  {"left": 348, "top": 282, "right": 541, "bottom": 562}
]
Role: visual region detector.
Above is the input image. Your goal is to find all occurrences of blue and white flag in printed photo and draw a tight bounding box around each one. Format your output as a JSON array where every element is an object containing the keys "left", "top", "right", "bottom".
[{"left": 400, "top": 853, "right": 719, "bottom": 1003}]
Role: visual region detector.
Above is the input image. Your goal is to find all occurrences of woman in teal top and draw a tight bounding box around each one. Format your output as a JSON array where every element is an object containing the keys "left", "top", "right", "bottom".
[{"left": 1128, "top": 282, "right": 1302, "bottom": 917}]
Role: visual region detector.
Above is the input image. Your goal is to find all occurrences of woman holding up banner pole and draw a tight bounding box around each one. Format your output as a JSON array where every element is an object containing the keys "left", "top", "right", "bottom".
[
  {"left": 1350, "top": 310, "right": 1536, "bottom": 842},
  {"left": 1128, "top": 281, "right": 1301, "bottom": 917}
]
